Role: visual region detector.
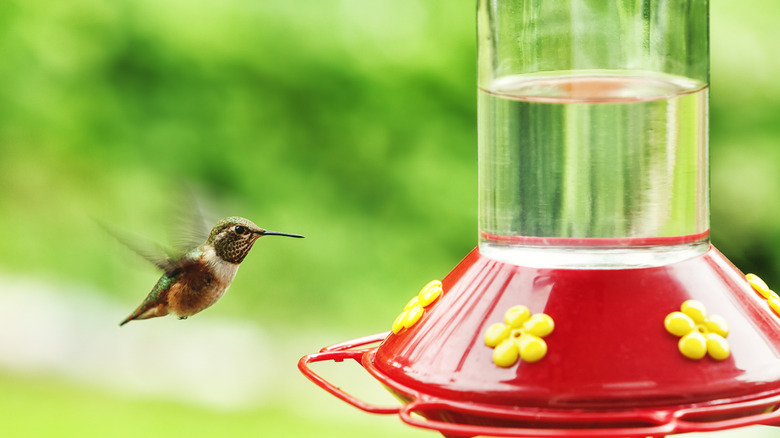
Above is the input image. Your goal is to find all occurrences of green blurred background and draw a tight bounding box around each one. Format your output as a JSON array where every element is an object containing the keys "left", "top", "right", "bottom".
[{"left": 0, "top": 1, "right": 778, "bottom": 437}]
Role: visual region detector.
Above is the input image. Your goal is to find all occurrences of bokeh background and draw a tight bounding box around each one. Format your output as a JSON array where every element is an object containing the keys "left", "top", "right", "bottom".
[{"left": 1, "top": 1, "right": 779, "bottom": 437}]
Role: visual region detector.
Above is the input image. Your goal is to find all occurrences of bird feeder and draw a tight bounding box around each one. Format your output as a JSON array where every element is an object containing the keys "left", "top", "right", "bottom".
[{"left": 299, "top": 1, "right": 780, "bottom": 437}]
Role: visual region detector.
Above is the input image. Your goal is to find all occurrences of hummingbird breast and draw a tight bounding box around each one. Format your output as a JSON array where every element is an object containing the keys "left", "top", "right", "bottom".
[{"left": 167, "top": 256, "right": 238, "bottom": 317}]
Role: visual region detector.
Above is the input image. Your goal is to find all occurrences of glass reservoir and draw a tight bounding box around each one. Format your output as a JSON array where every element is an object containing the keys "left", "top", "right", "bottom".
[{"left": 478, "top": 0, "right": 710, "bottom": 268}]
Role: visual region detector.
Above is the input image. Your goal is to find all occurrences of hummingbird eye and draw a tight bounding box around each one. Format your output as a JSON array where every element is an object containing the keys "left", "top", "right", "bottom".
[{"left": 234, "top": 225, "right": 248, "bottom": 235}]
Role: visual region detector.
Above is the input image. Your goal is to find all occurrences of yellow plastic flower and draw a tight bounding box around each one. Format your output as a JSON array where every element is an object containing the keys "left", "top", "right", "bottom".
[
  {"left": 747, "top": 273, "right": 780, "bottom": 317},
  {"left": 664, "top": 300, "right": 730, "bottom": 361},
  {"left": 485, "top": 305, "right": 554, "bottom": 367},
  {"left": 747, "top": 273, "right": 772, "bottom": 298},
  {"left": 391, "top": 280, "right": 443, "bottom": 334}
]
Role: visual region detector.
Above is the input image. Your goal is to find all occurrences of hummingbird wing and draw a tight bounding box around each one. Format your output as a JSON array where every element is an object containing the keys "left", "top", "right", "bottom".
[
  {"left": 170, "top": 187, "right": 214, "bottom": 255},
  {"left": 98, "top": 220, "right": 179, "bottom": 272}
]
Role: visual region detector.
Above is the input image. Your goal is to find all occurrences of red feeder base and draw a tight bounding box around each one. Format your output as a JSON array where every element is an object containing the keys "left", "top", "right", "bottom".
[{"left": 299, "top": 246, "right": 780, "bottom": 437}]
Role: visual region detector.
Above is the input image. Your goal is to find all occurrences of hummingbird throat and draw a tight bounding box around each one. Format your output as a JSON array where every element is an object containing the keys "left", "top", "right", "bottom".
[{"left": 214, "top": 238, "right": 256, "bottom": 264}]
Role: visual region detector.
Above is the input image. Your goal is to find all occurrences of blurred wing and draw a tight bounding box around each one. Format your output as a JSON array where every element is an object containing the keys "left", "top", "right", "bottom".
[
  {"left": 170, "top": 186, "right": 214, "bottom": 254},
  {"left": 97, "top": 220, "right": 179, "bottom": 272}
]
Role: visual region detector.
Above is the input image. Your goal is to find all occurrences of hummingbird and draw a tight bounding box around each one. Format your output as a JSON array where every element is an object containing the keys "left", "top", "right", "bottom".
[{"left": 119, "top": 216, "right": 303, "bottom": 326}]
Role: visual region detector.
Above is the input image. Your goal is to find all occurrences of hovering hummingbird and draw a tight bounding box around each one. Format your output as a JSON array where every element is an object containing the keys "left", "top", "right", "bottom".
[{"left": 119, "top": 216, "right": 303, "bottom": 326}]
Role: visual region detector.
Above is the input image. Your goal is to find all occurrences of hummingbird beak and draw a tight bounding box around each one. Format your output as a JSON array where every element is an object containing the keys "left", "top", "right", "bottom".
[{"left": 258, "top": 230, "right": 305, "bottom": 238}]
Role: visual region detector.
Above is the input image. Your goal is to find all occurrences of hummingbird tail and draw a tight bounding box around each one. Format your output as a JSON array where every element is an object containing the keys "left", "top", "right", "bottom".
[{"left": 119, "top": 305, "right": 169, "bottom": 326}]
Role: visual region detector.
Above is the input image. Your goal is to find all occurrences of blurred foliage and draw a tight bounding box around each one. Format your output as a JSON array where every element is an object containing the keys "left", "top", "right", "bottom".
[
  {"left": 0, "top": 0, "right": 779, "bottom": 436},
  {"left": 0, "top": 0, "right": 476, "bottom": 332},
  {"left": 710, "top": 2, "right": 780, "bottom": 280},
  {"left": 2, "top": 0, "right": 778, "bottom": 329}
]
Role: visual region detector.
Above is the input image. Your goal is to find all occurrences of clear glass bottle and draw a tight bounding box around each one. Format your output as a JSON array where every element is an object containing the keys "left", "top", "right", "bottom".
[{"left": 477, "top": 0, "right": 710, "bottom": 268}]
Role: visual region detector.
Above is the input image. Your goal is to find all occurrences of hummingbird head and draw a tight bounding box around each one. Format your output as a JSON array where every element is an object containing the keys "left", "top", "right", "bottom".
[{"left": 208, "top": 217, "right": 303, "bottom": 264}]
